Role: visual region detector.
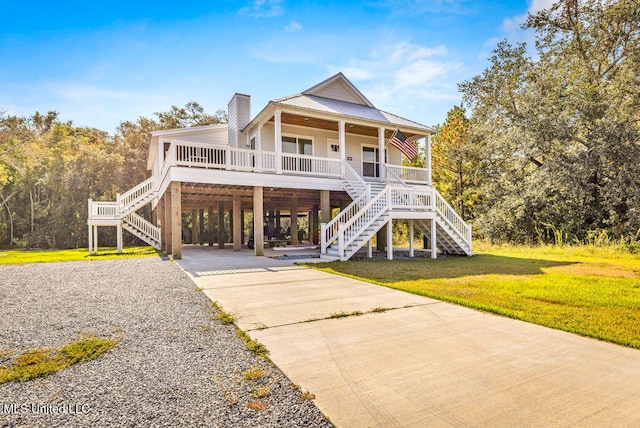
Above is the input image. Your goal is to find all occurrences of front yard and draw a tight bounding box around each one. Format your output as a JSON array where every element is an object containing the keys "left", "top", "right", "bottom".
[{"left": 307, "top": 244, "right": 640, "bottom": 348}]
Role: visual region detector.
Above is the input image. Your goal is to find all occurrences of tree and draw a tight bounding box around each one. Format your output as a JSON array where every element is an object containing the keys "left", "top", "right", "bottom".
[
  {"left": 460, "top": 0, "right": 640, "bottom": 243},
  {"left": 431, "top": 105, "right": 481, "bottom": 220}
]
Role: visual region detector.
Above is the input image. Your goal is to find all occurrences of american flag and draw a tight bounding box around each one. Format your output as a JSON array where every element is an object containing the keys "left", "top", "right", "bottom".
[{"left": 389, "top": 129, "right": 418, "bottom": 159}]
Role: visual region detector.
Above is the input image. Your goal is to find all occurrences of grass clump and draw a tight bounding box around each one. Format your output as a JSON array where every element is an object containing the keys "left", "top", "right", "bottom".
[
  {"left": 0, "top": 334, "right": 118, "bottom": 384},
  {"left": 236, "top": 329, "right": 269, "bottom": 359},
  {"left": 305, "top": 243, "right": 640, "bottom": 348},
  {"left": 211, "top": 301, "right": 237, "bottom": 325},
  {"left": 242, "top": 366, "right": 266, "bottom": 381}
]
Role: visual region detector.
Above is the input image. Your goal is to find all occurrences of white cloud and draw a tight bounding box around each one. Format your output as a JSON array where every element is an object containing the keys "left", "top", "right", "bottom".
[
  {"left": 285, "top": 21, "right": 302, "bottom": 33},
  {"left": 239, "top": 0, "right": 283, "bottom": 18},
  {"left": 328, "top": 41, "right": 461, "bottom": 116}
]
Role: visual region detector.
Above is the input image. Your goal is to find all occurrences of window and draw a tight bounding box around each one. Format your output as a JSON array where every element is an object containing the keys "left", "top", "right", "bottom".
[
  {"left": 282, "top": 135, "right": 313, "bottom": 172},
  {"left": 330, "top": 144, "right": 339, "bottom": 152},
  {"left": 362, "top": 146, "right": 386, "bottom": 177}
]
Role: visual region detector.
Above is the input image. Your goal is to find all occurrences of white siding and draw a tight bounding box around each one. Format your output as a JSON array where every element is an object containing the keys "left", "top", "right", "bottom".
[
  {"left": 227, "top": 93, "right": 250, "bottom": 148},
  {"left": 312, "top": 81, "right": 364, "bottom": 105}
]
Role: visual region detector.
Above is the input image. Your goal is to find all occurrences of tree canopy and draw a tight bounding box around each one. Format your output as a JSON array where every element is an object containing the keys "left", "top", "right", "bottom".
[
  {"left": 0, "top": 102, "right": 225, "bottom": 248},
  {"left": 459, "top": 0, "right": 640, "bottom": 243}
]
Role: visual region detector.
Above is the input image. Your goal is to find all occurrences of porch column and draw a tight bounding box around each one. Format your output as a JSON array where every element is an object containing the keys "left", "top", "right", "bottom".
[
  {"left": 377, "top": 227, "right": 386, "bottom": 252},
  {"left": 312, "top": 204, "right": 319, "bottom": 244},
  {"left": 170, "top": 181, "right": 182, "bottom": 259},
  {"left": 387, "top": 219, "right": 393, "bottom": 260},
  {"left": 426, "top": 134, "right": 433, "bottom": 186},
  {"left": 155, "top": 200, "right": 164, "bottom": 250},
  {"left": 290, "top": 197, "right": 298, "bottom": 245},
  {"left": 116, "top": 223, "right": 123, "bottom": 254},
  {"left": 408, "top": 219, "right": 414, "bottom": 258},
  {"left": 88, "top": 224, "right": 93, "bottom": 255},
  {"left": 208, "top": 206, "right": 214, "bottom": 246},
  {"left": 93, "top": 225, "right": 98, "bottom": 254},
  {"left": 274, "top": 110, "right": 282, "bottom": 174},
  {"left": 268, "top": 206, "right": 275, "bottom": 238},
  {"left": 192, "top": 209, "right": 199, "bottom": 245},
  {"left": 241, "top": 209, "right": 245, "bottom": 244},
  {"left": 156, "top": 197, "right": 164, "bottom": 230},
  {"left": 253, "top": 186, "right": 264, "bottom": 256},
  {"left": 339, "top": 121, "right": 346, "bottom": 161},
  {"left": 199, "top": 209, "right": 204, "bottom": 245},
  {"left": 378, "top": 127, "right": 386, "bottom": 180},
  {"left": 233, "top": 194, "right": 242, "bottom": 251},
  {"left": 218, "top": 201, "right": 225, "bottom": 249},
  {"left": 165, "top": 192, "right": 172, "bottom": 254},
  {"left": 255, "top": 125, "right": 262, "bottom": 169},
  {"left": 320, "top": 190, "right": 331, "bottom": 224},
  {"left": 431, "top": 217, "right": 437, "bottom": 259}
]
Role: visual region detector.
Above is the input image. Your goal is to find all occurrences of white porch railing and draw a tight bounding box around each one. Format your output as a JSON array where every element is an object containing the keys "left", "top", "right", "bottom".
[
  {"left": 281, "top": 153, "right": 342, "bottom": 178},
  {"left": 385, "top": 164, "right": 430, "bottom": 184},
  {"left": 389, "top": 187, "right": 433, "bottom": 210},
  {"left": 90, "top": 201, "right": 118, "bottom": 218}
]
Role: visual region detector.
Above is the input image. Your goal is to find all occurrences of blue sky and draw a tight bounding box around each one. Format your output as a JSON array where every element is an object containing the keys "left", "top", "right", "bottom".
[{"left": 0, "top": 0, "right": 553, "bottom": 133}]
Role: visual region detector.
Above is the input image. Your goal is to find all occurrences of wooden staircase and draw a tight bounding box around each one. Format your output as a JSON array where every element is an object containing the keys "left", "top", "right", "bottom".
[
  {"left": 88, "top": 177, "right": 161, "bottom": 250},
  {"left": 321, "top": 165, "right": 472, "bottom": 261}
]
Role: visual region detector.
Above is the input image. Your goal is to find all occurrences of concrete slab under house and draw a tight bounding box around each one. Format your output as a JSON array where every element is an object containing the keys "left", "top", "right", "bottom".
[{"left": 87, "top": 72, "right": 472, "bottom": 260}]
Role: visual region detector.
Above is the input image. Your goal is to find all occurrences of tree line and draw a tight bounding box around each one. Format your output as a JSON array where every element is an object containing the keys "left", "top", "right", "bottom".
[
  {"left": 430, "top": 0, "right": 639, "bottom": 246},
  {"left": 0, "top": 103, "right": 225, "bottom": 248}
]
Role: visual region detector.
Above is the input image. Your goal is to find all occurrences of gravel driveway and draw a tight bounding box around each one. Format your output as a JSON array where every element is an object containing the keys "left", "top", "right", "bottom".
[{"left": 0, "top": 257, "right": 333, "bottom": 427}]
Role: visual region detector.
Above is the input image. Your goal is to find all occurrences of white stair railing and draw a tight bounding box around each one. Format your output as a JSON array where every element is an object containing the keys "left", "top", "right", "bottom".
[
  {"left": 321, "top": 190, "right": 369, "bottom": 254},
  {"left": 433, "top": 189, "right": 472, "bottom": 251},
  {"left": 336, "top": 189, "right": 390, "bottom": 259},
  {"left": 343, "top": 161, "right": 369, "bottom": 198},
  {"left": 123, "top": 212, "right": 161, "bottom": 249},
  {"left": 118, "top": 177, "right": 155, "bottom": 213}
]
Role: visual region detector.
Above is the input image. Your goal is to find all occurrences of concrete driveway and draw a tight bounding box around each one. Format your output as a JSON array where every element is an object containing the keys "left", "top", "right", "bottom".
[{"left": 178, "top": 246, "right": 640, "bottom": 427}]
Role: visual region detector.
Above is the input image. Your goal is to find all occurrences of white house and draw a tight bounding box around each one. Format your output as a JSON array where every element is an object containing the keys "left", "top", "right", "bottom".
[{"left": 87, "top": 73, "right": 471, "bottom": 260}]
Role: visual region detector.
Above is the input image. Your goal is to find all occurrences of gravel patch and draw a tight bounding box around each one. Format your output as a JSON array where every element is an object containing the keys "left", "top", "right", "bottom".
[{"left": 0, "top": 257, "right": 333, "bottom": 427}]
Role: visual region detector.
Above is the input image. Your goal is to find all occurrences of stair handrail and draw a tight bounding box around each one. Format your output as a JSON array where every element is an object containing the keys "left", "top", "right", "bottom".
[
  {"left": 340, "top": 187, "right": 390, "bottom": 254},
  {"left": 432, "top": 188, "right": 471, "bottom": 250},
  {"left": 321, "top": 190, "right": 369, "bottom": 254},
  {"left": 118, "top": 177, "right": 155, "bottom": 213},
  {"left": 384, "top": 164, "right": 410, "bottom": 188},
  {"left": 123, "top": 212, "right": 161, "bottom": 247},
  {"left": 342, "top": 161, "right": 370, "bottom": 199}
]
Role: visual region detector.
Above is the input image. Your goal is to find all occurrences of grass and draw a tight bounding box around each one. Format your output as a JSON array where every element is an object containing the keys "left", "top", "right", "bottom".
[
  {"left": 210, "top": 301, "right": 270, "bottom": 359},
  {"left": 304, "top": 243, "right": 640, "bottom": 349},
  {"left": 0, "top": 334, "right": 118, "bottom": 384},
  {"left": 0, "top": 246, "right": 162, "bottom": 265}
]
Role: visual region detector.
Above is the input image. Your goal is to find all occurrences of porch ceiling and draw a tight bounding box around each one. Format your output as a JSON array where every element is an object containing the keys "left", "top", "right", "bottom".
[
  {"left": 179, "top": 183, "right": 350, "bottom": 212},
  {"left": 269, "top": 112, "right": 421, "bottom": 140}
]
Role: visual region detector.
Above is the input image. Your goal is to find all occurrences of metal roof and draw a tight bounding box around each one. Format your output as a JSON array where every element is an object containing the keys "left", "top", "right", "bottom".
[{"left": 272, "top": 94, "right": 434, "bottom": 133}]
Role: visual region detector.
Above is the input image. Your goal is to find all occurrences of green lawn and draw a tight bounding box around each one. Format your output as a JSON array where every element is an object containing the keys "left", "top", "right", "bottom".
[
  {"left": 306, "top": 243, "right": 640, "bottom": 349},
  {"left": 0, "top": 246, "right": 161, "bottom": 265}
]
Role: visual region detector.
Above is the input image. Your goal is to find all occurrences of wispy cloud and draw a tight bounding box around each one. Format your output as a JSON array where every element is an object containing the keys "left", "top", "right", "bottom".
[
  {"left": 285, "top": 20, "right": 302, "bottom": 33},
  {"left": 328, "top": 41, "right": 461, "bottom": 116},
  {"left": 239, "top": 0, "right": 283, "bottom": 18}
]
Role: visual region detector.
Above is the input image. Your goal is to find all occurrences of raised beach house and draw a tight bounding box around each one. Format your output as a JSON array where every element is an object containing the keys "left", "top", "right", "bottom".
[{"left": 87, "top": 73, "right": 471, "bottom": 260}]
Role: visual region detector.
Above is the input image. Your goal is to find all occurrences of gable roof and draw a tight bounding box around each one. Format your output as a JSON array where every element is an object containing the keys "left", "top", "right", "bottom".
[
  {"left": 301, "top": 72, "right": 374, "bottom": 108},
  {"left": 246, "top": 72, "right": 435, "bottom": 134}
]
